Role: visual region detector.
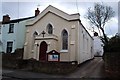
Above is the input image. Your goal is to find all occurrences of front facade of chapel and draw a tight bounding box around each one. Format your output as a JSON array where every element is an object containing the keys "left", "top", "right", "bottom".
[{"left": 23, "top": 5, "right": 94, "bottom": 64}]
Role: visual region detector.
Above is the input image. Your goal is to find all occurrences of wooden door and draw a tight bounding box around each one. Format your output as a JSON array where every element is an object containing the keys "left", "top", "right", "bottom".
[{"left": 39, "top": 41, "right": 47, "bottom": 61}]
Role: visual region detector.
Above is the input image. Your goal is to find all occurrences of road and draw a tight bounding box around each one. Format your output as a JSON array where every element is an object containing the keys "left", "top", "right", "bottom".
[
  {"left": 67, "top": 57, "right": 106, "bottom": 78},
  {"left": 2, "top": 57, "right": 107, "bottom": 79}
]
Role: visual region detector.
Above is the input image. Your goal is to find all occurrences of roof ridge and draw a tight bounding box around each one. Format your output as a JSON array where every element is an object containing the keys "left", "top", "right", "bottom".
[{"left": 2, "top": 16, "right": 35, "bottom": 24}]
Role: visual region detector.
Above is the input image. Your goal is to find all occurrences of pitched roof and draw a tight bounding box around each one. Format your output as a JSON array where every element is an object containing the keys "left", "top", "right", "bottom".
[
  {"left": 26, "top": 5, "right": 93, "bottom": 39},
  {"left": 26, "top": 5, "right": 80, "bottom": 26},
  {"left": 2, "top": 16, "right": 35, "bottom": 24}
]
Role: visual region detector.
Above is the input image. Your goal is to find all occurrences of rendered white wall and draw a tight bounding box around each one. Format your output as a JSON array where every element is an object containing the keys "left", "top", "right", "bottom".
[{"left": 93, "top": 36, "right": 104, "bottom": 56}]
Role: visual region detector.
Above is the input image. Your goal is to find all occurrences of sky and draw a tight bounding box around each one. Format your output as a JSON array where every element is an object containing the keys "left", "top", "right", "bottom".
[{"left": 0, "top": 0, "right": 119, "bottom": 37}]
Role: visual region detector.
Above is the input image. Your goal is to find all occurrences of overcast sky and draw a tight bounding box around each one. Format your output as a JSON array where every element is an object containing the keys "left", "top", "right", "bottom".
[{"left": 0, "top": 0, "right": 119, "bottom": 37}]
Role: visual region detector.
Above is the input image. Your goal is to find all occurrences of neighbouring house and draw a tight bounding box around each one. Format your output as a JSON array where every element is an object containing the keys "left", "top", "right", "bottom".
[
  {"left": 0, "top": 8, "right": 39, "bottom": 53},
  {"left": 23, "top": 5, "right": 94, "bottom": 64},
  {"left": 93, "top": 32, "right": 104, "bottom": 56}
]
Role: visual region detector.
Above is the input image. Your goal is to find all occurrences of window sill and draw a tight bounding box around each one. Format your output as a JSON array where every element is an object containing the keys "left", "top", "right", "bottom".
[{"left": 60, "top": 50, "right": 68, "bottom": 53}]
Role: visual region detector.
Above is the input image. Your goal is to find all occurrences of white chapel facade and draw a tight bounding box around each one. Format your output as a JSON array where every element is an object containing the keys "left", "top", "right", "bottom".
[{"left": 23, "top": 5, "right": 94, "bottom": 64}]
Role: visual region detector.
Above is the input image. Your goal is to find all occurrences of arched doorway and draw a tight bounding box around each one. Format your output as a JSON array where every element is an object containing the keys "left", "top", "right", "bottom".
[{"left": 39, "top": 41, "right": 48, "bottom": 61}]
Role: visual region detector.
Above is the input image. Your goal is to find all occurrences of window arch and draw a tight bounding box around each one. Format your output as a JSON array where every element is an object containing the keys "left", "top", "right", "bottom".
[
  {"left": 33, "top": 31, "right": 38, "bottom": 36},
  {"left": 32, "top": 31, "right": 38, "bottom": 46},
  {"left": 47, "top": 24, "right": 53, "bottom": 34},
  {"left": 62, "top": 29, "right": 68, "bottom": 50}
]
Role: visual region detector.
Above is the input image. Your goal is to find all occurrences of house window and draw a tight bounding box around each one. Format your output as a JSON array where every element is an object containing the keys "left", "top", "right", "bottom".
[
  {"left": 47, "top": 24, "right": 53, "bottom": 34},
  {"left": 62, "top": 29, "right": 68, "bottom": 50},
  {"left": 9, "top": 24, "right": 14, "bottom": 33},
  {"left": 6, "top": 42, "right": 13, "bottom": 53}
]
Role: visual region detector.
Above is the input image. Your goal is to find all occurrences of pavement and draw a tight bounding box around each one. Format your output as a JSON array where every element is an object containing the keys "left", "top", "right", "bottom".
[{"left": 2, "top": 57, "right": 108, "bottom": 79}]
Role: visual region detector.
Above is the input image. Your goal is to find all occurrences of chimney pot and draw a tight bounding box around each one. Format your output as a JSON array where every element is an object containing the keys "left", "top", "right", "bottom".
[
  {"left": 94, "top": 32, "right": 98, "bottom": 36},
  {"left": 2, "top": 14, "right": 10, "bottom": 23},
  {"left": 35, "top": 8, "right": 40, "bottom": 16}
]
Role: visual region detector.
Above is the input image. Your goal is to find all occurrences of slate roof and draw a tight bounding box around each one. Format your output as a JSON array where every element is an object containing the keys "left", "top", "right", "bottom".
[{"left": 2, "top": 16, "right": 35, "bottom": 24}]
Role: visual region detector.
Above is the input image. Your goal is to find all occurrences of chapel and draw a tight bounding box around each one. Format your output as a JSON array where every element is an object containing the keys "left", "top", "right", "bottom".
[{"left": 23, "top": 5, "right": 94, "bottom": 64}]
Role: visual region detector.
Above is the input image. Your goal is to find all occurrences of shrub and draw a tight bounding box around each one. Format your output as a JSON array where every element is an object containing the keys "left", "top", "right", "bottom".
[
  {"left": 104, "top": 35, "right": 120, "bottom": 52},
  {"left": 104, "top": 35, "right": 120, "bottom": 78}
]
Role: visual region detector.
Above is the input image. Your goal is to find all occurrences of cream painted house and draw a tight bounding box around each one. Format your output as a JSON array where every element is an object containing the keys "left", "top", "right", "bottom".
[
  {"left": 93, "top": 32, "right": 104, "bottom": 56},
  {"left": 23, "top": 5, "right": 94, "bottom": 64}
]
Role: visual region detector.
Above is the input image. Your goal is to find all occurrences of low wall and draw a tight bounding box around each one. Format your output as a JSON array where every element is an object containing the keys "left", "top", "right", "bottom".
[
  {"left": 2, "top": 48, "right": 23, "bottom": 69},
  {"left": 2, "top": 50, "right": 77, "bottom": 74}
]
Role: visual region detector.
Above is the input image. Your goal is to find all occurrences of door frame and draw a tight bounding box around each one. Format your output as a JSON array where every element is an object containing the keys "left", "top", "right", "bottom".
[{"left": 39, "top": 41, "right": 48, "bottom": 61}]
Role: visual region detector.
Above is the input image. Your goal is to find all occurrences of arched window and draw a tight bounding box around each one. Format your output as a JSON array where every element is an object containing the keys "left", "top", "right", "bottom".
[
  {"left": 47, "top": 24, "right": 53, "bottom": 34},
  {"left": 33, "top": 31, "right": 38, "bottom": 36},
  {"left": 32, "top": 31, "right": 38, "bottom": 48},
  {"left": 62, "top": 29, "right": 68, "bottom": 50}
]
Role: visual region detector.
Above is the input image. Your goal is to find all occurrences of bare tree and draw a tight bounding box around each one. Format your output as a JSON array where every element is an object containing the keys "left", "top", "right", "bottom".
[{"left": 85, "top": 3, "right": 115, "bottom": 44}]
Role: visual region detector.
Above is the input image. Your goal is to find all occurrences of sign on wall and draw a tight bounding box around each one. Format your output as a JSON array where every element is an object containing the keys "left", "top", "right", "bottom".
[
  {"left": 47, "top": 50, "right": 60, "bottom": 62},
  {"left": 48, "top": 54, "right": 59, "bottom": 61}
]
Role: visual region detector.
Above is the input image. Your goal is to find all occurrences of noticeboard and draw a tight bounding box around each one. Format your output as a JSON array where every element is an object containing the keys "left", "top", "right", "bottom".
[{"left": 47, "top": 50, "right": 60, "bottom": 62}]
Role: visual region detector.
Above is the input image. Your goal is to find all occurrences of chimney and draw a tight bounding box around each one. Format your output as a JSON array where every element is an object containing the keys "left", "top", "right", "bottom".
[
  {"left": 94, "top": 32, "right": 98, "bottom": 36},
  {"left": 35, "top": 8, "right": 40, "bottom": 16},
  {"left": 2, "top": 14, "right": 10, "bottom": 23}
]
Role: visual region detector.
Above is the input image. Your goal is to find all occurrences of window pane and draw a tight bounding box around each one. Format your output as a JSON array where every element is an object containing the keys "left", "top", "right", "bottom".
[
  {"left": 8, "top": 42, "right": 12, "bottom": 47},
  {"left": 6, "top": 42, "right": 13, "bottom": 53},
  {"left": 9, "top": 24, "right": 14, "bottom": 33},
  {"left": 62, "top": 30, "right": 68, "bottom": 50},
  {"left": 47, "top": 24, "right": 53, "bottom": 34}
]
